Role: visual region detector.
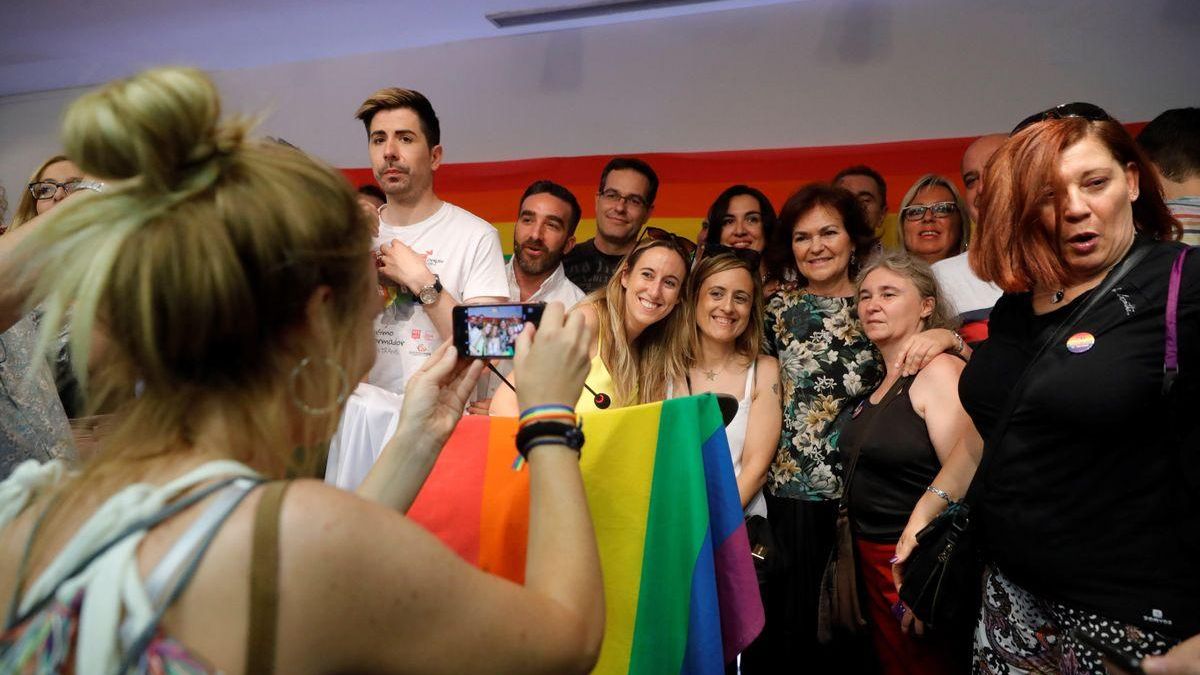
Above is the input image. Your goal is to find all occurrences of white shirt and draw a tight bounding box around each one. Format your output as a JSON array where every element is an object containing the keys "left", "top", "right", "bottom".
[
  {"left": 367, "top": 201, "right": 508, "bottom": 395},
  {"left": 505, "top": 258, "right": 587, "bottom": 306},
  {"left": 932, "top": 251, "right": 1002, "bottom": 321},
  {"left": 477, "top": 260, "right": 586, "bottom": 402}
]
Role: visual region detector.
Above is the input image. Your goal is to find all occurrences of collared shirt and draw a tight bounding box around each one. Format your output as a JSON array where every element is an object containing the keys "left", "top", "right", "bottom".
[
  {"left": 475, "top": 261, "right": 586, "bottom": 404},
  {"left": 505, "top": 259, "right": 586, "bottom": 307}
]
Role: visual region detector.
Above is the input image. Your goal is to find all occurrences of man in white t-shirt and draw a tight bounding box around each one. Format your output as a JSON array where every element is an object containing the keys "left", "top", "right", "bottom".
[
  {"left": 354, "top": 87, "right": 508, "bottom": 395},
  {"left": 470, "top": 180, "right": 586, "bottom": 413},
  {"left": 932, "top": 133, "right": 1006, "bottom": 346}
]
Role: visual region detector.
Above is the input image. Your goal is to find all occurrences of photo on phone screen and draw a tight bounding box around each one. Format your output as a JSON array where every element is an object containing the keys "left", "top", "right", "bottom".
[{"left": 452, "top": 303, "right": 545, "bottom": 359}]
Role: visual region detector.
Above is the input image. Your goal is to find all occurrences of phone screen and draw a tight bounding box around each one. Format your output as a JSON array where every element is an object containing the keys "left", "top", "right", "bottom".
[{"left": 452, "top": 303, "right": 545, "bottom": 359}]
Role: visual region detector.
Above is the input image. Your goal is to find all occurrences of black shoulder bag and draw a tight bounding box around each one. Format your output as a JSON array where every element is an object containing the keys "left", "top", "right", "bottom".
[{"left": 898, "top": 242, "right": 1154, "bottom": 630}]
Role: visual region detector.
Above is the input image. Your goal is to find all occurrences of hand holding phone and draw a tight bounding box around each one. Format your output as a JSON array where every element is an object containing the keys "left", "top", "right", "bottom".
[{"left": 453, "top": 303, "right": 545, "bottom": 359}]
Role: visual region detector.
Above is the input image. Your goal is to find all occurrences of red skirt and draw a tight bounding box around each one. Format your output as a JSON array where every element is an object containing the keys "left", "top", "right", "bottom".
[{"left": 855, "top": 538, "right": 969, "bottom": 675}]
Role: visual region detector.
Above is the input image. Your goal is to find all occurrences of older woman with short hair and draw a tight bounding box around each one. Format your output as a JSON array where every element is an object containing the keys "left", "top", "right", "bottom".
[
  {"left": 896, "top": 174, "right": 972, "bottom": 266},
  {"left": 843, "top": 251, "right": 974, "bottom": 673},
  {"left": 753, "top": 183, "right": 965, "bottom": 673}
]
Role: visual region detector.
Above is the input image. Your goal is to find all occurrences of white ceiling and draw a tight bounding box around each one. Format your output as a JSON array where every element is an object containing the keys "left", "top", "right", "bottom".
[{"left": 0, "top": 0, "right": 797, "bottom": 97}]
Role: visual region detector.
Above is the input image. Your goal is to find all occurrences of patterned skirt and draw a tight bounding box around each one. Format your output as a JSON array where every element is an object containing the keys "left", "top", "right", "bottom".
[{"left": 972, "top": 566, "right": 1176, "bottom": 674}]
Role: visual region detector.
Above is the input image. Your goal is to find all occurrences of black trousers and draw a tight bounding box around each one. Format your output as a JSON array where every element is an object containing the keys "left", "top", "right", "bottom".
[{"left": 739, "top": 495, "right": 879, "bottom": 674}]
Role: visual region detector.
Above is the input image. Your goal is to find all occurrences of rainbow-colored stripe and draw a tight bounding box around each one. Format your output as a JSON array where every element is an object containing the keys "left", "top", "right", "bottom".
[{"left": 408, "top": 394, "right": 763, "bottom": 674}]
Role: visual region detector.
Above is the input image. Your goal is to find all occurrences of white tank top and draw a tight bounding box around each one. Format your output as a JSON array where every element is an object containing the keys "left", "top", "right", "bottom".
[
  {"left": 724, "top": 360, "right": 767, "bottom": 518},
  {"left": 668, "top": 362, "right": 768, "bottom": 518}
]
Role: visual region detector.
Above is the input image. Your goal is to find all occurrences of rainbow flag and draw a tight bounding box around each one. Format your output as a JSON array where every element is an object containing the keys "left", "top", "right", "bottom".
[{"left": 408, "top": 394, "right": 764, "bottom": 674}]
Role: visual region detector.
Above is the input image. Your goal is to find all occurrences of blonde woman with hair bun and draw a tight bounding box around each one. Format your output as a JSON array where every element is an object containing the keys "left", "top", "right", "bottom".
[{"left": 0, "top": 67, "right": 603, "bottom": 674}]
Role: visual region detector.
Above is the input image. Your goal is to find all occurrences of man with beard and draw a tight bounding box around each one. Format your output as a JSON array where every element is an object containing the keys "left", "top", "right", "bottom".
[
  {"left": 469, "top": 181, "right": 585, "bottom": 413},
  {"left": 355, "top": 87, "right": 508, "bottom": 396},
  {"left": 563, "top": 157, "right": 658, "bottom": 293},
  {"left": 509, "top": 181, "right": 586, "bottom": 305}
]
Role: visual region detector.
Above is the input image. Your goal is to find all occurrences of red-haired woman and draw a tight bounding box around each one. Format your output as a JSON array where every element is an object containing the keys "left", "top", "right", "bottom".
[{"left": 893, "top": 104, "right": 1200, "bottom": 673}]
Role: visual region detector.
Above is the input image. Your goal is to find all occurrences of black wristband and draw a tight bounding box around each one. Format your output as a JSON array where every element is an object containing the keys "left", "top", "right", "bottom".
[{"left": 516, "top": 420, "right": 584, "bottom": 459}]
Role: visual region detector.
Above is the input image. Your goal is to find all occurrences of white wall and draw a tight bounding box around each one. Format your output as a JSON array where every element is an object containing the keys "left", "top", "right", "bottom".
[{"left": 2, "top": 0, "right": 1197, "bottom": 221}]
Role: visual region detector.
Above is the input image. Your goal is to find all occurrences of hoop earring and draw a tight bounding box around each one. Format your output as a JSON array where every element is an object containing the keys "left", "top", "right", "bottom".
[{"left": 288, "top": 356, "right": 350, "bottom": 416}]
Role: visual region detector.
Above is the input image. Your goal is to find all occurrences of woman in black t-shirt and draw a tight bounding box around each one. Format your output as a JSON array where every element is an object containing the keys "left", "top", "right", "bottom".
[
  {"left": 893, "top": 105, "right": 1200, "bottom": 673},
  {"left": 843, "top": 251, "right": 975, "bottom": 674}
]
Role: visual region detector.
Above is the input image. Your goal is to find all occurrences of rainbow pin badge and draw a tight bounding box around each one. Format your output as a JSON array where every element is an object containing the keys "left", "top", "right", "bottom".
[{"left": 1066, "top": 332, "right": 1095, "bottom": 354}]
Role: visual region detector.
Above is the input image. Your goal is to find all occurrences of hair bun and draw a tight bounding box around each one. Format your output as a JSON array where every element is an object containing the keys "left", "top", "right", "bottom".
[{"left": 61, "top": 67, "right": 245, "bottom": 193}]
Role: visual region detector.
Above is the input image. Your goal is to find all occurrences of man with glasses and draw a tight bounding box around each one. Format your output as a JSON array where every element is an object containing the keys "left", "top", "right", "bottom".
[{"left": 563, "top": 157, "right": 659, "bottom": 293}]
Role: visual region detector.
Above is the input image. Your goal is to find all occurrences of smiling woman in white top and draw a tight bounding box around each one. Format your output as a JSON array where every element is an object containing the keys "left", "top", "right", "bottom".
[{"left": 680, "top": 250, "right": 780, "bottom": 516}]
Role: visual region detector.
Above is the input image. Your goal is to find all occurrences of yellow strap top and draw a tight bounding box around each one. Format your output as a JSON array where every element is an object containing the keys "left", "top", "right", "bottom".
[{"left": 576, "top": 338, "right": 618, "bottom": 413}]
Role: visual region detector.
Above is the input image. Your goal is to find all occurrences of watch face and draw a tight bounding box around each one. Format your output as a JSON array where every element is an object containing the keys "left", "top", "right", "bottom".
[{"left": 419, "top": 286, "right": 438, "bottom": 305}]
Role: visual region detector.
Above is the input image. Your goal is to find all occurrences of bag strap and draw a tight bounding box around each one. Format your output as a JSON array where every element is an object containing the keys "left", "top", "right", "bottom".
[
  {"left": 244, "top": 480, "right": 292, "bottom": 675},
  {"left": 116, "top": 477, "right": 262, "bottom": 672},
  {"left": 839, "top": 375, "right": 913, "bottom": 509},
  {"left": 966, "top": 240, "right": 1154, "bottom": 502},
  {"left": 1163, "top": 246, "right": 1195, "bottom": 395}
]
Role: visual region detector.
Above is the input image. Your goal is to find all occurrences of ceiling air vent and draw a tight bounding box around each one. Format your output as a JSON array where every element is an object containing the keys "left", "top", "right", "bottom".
[{"left": 487, "top": 0, "right": 726, "bottom": 28}]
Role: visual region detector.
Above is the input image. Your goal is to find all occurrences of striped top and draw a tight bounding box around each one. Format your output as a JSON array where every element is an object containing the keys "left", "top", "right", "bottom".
[{"left": 1169, "top": 196, "right": 1200, "bottom": 247}]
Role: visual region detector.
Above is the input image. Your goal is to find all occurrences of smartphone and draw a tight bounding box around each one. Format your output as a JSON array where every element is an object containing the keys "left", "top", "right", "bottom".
[
  {"left": 452, "top": 303, "right": 545, "bottom": 359},
  {"left": 1071, "top": 628, "right": 1146, "bottom": 675}
]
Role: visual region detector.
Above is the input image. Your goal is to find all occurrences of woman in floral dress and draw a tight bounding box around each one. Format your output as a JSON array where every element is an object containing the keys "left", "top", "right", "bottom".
[{"left": 752, "top": 183, "right": 964, "bottom": 673}]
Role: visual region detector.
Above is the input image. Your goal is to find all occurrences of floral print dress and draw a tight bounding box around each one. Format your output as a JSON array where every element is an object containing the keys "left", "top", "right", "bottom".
[{"left": 762, "top": 289, "right": 883, "bottom": 502}]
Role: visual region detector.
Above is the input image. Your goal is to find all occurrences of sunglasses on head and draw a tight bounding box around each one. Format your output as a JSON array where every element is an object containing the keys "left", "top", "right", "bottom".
[
  {"left": 1011, "top": 102, "right": 1114, "bottom": 135},
  {"left": 695, "top": 242, "right": 762, "bottom": 269},
  {"left": 637, "top": 226, "right": 698, "bottom": 258}
]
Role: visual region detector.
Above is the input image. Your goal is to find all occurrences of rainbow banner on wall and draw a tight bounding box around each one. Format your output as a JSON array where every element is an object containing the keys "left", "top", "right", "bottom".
[
  {"left": 343, "top": 125, "right": 1147, "bottom": 255},
  {"left": 408, "top": 394, "right": 764, "bottom": 674}
]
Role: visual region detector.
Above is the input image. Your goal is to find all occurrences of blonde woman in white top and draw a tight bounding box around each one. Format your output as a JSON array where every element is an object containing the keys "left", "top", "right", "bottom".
[{"left": 681, "top": 249, "right": 781, "bottom": 514}]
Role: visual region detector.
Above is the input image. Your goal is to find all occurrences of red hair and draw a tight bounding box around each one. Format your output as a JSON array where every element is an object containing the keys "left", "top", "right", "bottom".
[{"left": 971, "top": 117, "right": 1180, "bottom": 292}]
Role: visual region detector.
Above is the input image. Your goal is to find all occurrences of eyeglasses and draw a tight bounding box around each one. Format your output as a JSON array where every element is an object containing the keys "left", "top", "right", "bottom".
[
  {"left": 28, "top": 179, "right": 82, "bottom": 200},
  {"left": 1011, "top": 102, "right": 1114, "bottom": 135},
  {"left": 598, "top": 188, "right": 649, "bottom": 210},
  {"left": 695, "top": 243, "right": 762, "bottom": 269},
  {"left": 900, "top": 201, "right": 958, "bottom": 221},
  {"left": 637, "top": 226, "right": 697, "bottom": 259}
]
